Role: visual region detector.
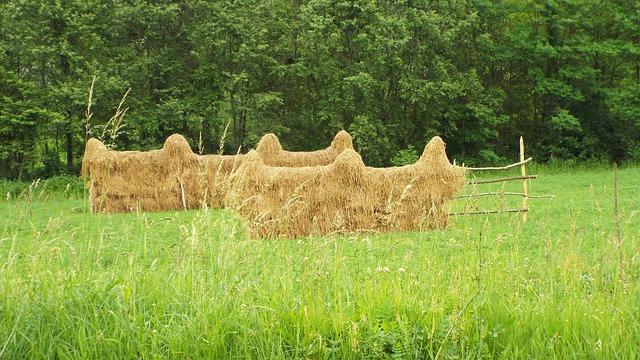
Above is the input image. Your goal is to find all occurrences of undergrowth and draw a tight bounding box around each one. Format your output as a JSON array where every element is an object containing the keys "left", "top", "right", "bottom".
[{"left": 0, "top": 166, "right": 638, "bottom": 359}]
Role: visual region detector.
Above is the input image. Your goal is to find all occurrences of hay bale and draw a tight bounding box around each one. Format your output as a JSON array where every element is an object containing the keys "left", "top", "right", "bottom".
[
  {"left": 81, "top": 131, "right": 355, "bottom": 212},
  {"left": 226, "top": 136, "right": 466, "bottom": 238},
  {"left": 82, "top": 135, "right": 248, "bottom": 212},
  {"left": 193, "top": 153, "right": 245, "bottom": 208},
  {"left": 256, "top": 130, "right": 353, "bottom": 167}
]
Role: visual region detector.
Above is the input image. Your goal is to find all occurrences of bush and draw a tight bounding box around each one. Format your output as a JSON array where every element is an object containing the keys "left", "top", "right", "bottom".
[
  {"left": 0, "top": 180, "right": 30, "bottom": 200},
  {"left": 44, "top": 175, "right": 85, "bottom": 195},
  {"left": 390, "top": 146, "right": 419, "bottom": 166},
  {"left": 0, "top": 175, "right": 84, "bottom": 200}
]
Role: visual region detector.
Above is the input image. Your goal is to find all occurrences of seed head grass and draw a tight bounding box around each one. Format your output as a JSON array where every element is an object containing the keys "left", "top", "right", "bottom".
[{"left": 0, "top": 166, "right": 639, "bottom": 358}]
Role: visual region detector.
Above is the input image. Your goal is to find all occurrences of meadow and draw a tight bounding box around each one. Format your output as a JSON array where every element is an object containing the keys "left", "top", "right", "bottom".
[{"left": 0, "top": 165, "right": 639, "bottom": 359}]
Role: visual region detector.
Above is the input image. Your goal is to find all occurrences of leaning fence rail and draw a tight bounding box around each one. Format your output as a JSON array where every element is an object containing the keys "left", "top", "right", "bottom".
[
  {"left": 456, "top": 192, "right": 554, "bottom": 199},
  {"left": 451, "top": 137, "right": 554, "bottom": 222}
]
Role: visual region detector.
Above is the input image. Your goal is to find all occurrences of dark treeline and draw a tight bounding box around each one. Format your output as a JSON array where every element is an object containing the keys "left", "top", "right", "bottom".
[{"left": 1, "top": 0, "right": 639, "bottom": 179}]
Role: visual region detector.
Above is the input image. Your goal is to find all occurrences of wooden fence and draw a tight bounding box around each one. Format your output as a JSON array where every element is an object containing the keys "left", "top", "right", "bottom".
[{"left": 450, "top": 137, "right": 554, "bottom": 222}]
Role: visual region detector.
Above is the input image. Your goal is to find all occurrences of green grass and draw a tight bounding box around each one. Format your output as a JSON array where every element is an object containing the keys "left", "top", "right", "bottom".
[{"left": 1, "top": 166, "right": 639, "bottom": 359}]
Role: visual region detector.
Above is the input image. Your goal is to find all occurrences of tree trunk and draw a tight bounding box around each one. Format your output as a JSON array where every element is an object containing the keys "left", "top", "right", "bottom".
[{"left": 66, "top": 123, "right": 73, "bottom": 172}]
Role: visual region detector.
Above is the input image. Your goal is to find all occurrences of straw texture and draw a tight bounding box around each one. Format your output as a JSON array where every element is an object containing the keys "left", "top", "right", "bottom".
[
  {"left": 256, "top": 130, "right": 353, "bottom": 167},
  {"left": 81, "top": 131, "right": 354, "bottom": 212},
  {"left": 81, "top": 135, "right": 229, "bottom": 212},
  {"left": 226, "top": 136, "right": 466, "bottom": 238}
]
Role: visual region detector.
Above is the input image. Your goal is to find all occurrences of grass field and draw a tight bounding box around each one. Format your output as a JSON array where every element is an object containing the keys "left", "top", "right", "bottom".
[{"left": 1, "top": 166, "right": 639, "bottom": 359}]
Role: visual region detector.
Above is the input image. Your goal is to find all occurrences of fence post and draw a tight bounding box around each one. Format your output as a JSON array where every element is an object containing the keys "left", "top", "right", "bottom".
[{"left": 520, "top": 136, "right": 528, "bottom": 223}]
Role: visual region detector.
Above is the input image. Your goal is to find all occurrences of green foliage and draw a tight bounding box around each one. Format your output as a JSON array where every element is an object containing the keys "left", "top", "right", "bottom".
[
  {"left": 0, "top": 175, "right": 84, "bottom": 199},
  {"left": 390, "top": 146, "right": 419, "bottom": 166},
  {"left": 349, "top": 115, "right": 391, "bottom": 167},
  {"left": 1, "top": 0, "right": 640, "bottom": 178},
  {"left": 43, "top": 175, "right": 84, "bottom": 194}
]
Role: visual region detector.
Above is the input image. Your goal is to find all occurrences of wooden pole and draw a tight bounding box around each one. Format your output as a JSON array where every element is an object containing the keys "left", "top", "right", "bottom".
[
  {"left": 179, "top": 179, "right": 187, "bottom": 210},
  {"left": 456, "top": 192, "right": 554, "bottom": 199},
  {"left": 449, "top": 208, "right": 529, "bottom": 216},
  {"left": 466, "top": 157, "right": 532, "bottom": 171},
  {"left": 520, "top": 136, "right": 528, "bottom": 223},
  {"left": 466, "top": 175, "right": 537, "bottom": 185}
]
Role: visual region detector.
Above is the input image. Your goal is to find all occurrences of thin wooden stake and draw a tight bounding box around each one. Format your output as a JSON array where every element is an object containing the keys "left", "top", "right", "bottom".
[
  {"left": 614, "top": 163, "right": 622, "bottom": 245},
  {"left": 614, "top": 163, "right": 625, "bottom": 286},
  {"left": 179, "top": 179, "right": 187, "bottom": 210},
  {"left": 520, "top": 136, "right": 528, "bottom": 223},
  {"left": 89, "top": 181, "right": 94, "bottom": 213}
]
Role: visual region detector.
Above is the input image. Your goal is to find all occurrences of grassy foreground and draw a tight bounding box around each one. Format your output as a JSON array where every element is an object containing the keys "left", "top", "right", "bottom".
[{"left": 1, "top": 166, "right": 639, "bottom": 359}]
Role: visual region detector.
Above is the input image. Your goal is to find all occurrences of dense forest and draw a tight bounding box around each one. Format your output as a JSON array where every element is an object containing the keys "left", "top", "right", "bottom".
[{"left": 1, "top": 0, "right": 639, "bottom": 179}]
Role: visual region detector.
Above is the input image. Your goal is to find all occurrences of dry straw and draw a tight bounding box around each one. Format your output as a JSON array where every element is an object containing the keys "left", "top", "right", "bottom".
[
  {"left": 82, "top": 134, "right": 212, "bottom": 212},
  {"left": 81, "top": 131, "right": 354, "bottom": 213},
  {"left": 256, "top": 130, "right": 353, "bottom": 167},
  {"left": 226, "top": 136, "right": 466, "bottom": 238}
]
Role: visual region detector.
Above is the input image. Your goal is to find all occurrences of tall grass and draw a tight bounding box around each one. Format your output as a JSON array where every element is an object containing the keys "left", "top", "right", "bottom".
[
  {"left": 0, "top": 166, "right": 639, "bottom": 358},
  {"left": 0, "top": 175, "right": 84, "bottom": 201}
]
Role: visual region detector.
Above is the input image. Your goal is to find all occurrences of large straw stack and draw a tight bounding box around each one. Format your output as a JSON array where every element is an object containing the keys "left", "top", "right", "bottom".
[
  {"left": 226, "top": 136, "right": 466, "bottom": 238},
  {"left": 81, "top": 131, "right": 354, "bottom": 212},
  {"left": 256, "top": 130, "right": 353, "bottom": 167},
  {"left": 81, "top": 135, "right": 223, "bottom": 212}
]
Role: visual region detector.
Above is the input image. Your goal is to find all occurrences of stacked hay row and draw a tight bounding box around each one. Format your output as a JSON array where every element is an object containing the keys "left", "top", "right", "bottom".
[
  {"left": 226, "top": 137, "right": 466, "bottom": 238},
  {"left": 256, "top": 130, "right": 353, "bottom": 167},
  {"left": 82, "top": 135, "right": 217, "bottom": 212},
  {"left": 82, "top": 130, "right": 465, "bottom": 238},
  {"left": 81, "top": 131, "right": 354, "bottom": 213}
]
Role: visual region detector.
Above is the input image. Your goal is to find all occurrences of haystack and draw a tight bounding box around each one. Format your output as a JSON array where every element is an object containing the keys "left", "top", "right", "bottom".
[
  {"left": 226, "top": 136, "right": 466, "bottom": 238},
  {"left": 256, "top": 130, "right": 353, "bottom": 167},
  {"left": 81, "top": 131, "right": 355, "bottom": 212},
  {"left": 81, "top": 135, "right": 232, "bottom": 212}
]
